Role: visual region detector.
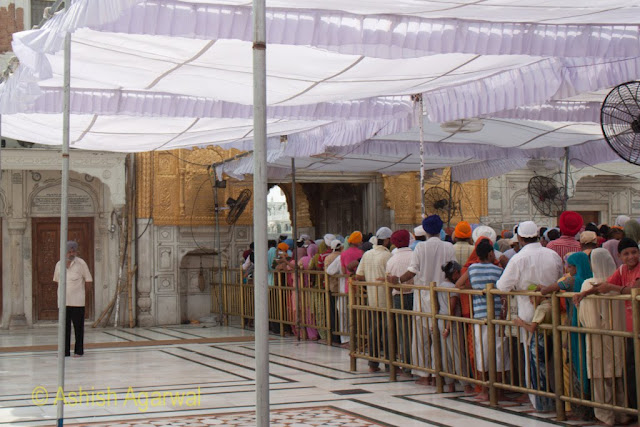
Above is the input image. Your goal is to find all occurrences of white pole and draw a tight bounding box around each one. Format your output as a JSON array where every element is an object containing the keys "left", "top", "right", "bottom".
[
  {"left": 252, "top": 0, "right": 270, "bottom": 425},
  {"left": 56, "top": 19, "right": 71, "bottom": 427},
  {"left": 417, "top": 95, "right": 425, "bottom": 216}
]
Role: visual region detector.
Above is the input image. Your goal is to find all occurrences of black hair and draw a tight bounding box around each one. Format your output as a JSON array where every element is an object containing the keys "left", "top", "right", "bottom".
[
  {"left": 249, "top": 242, "right": 254, "bottom": 250},
  {"left": 522, "top": 236, "right": 538, "bottom": 244},
  {"left": 476, "top": 239, "right": 494, "bottom": 261},
  {"left": 441, "top": 260, "right": 462, "bottom": 282},
  {"left": 547, "top": 229, "right": 560, "bottom": 241},
  {"left": 297, "top": 240, "right": 304, "bottom": 248},
  {"left": 539, "top": 227, "right": 548, "bottom": 238},
  {"left": 361, "top": 242, "right": 374, "bottom": 252},
  {"left": 618, "top": 237, "right": 639, "bottom": 254},
  {"left": 268, "top": 240, "right": 277, "bottom": 248},
  {"left": 599, "top": 224, "right": 610, "bottom": 239},
  {"left": 585, "top": 223, "right": 599, "bottom": 235},
  {"left": 415, "top": 235, "right": 426, "bottom": 241}
]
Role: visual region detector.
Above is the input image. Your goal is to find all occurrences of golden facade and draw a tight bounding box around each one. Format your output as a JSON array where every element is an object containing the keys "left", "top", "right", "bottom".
[
  {"left": 136, "top": 149, "right": 488, "bottom": 229},
  {"left": 136, "top": 148, "right": 253, "bottom": 226},
  {"left": 383, "top": 170, "right": 488, "bottom": 225}
]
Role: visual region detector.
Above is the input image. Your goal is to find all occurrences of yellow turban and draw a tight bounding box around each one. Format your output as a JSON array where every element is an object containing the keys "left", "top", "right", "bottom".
[{"left": 347, "top": 231, "right": 363, "bottom": 245}]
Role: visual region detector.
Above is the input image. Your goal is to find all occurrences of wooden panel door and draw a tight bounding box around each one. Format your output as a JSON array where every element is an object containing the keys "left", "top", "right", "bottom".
[{"left": 32, "top": 218, "right": 94, "bottom": 321}]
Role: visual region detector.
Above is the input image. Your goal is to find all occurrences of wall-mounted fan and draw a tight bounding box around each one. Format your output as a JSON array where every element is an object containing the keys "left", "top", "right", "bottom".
[
  {"left": 424, "top": 187, "right": 456, "bottom": 218},
  {"left": 226, "top": 189, "right": 252, "bottom": 225},
  {"left": 601, "top": 81, "right": 640, "bottom": 165},
  {"left": 527, "top": 176, "right": 564, "bottom": 217}
]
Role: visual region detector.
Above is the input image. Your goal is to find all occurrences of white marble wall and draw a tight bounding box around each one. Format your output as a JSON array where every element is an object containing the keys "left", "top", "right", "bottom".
[
  {"left": 484, "top": 164, "right": 640, "bottom": 230},
  {"left": 0, "top": 149, "right": 125, "bottom": 328}
]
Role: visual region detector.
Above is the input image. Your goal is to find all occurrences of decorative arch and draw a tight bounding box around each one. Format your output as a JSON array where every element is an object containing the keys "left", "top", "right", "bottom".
[{"left": 27, "top": 177, "right": 99, "bottom": 217}]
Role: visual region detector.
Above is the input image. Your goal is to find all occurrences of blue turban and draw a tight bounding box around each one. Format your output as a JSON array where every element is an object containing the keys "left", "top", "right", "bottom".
[{"left": 422, "top": 215, "right": 443, "bottom": 236}]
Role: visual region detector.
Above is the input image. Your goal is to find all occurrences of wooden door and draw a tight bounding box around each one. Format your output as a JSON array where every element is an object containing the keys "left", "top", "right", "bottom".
[
  {"left": 577, "top": 211, "right": 600, "bottom": 225},
  {"left": 32, "top": 218, "right": 94, "bottom": 321}
]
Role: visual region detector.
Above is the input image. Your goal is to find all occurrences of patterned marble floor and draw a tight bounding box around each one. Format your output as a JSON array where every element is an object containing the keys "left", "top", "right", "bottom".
[{"left": 0, "top": 324, "right": 624, "bottom": 426}]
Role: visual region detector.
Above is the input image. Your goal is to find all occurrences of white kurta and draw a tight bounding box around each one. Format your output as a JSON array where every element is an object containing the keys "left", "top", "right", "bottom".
[{"left": 407, "top": 236, "right": 455, "bottom": 375}]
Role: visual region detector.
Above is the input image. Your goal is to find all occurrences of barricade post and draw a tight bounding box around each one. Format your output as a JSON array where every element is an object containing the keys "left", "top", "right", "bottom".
[
  {"left": 386, "top": 280, "right": 397, "bottom": 382},
  {"left": 551, "top": 292, "right": 566, "bottom": 421},
  {"left": 239, "top": 270, "right": 246, "bottom": 328},
  {"left": 324, "top": 272, "right": 332, "bottom": 344},
  {"left": 486, "top": 283, "right": 497, "bottom": 407},
  {"left": 349, "top": 278, "right": 357, "bottom": 371},
  {"left": 430, "top": 281, "right": 443, "bottom": 393}
]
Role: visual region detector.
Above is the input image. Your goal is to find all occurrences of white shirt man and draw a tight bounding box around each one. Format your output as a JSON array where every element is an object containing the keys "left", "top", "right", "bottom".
[{"left": 53, "top": 241, "right": 93, "bottom": 357}]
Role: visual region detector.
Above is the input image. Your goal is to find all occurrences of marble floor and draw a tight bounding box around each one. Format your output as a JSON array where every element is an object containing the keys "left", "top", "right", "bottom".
[{"left": 0, "top": 324, "right": 622, "bottom": 426}]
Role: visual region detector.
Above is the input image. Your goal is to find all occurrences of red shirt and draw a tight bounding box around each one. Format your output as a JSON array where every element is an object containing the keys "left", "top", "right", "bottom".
[
  {"left": 607, "top": 262, "right": 640, "bottom": 331},
  {"left": 547, "top": 235, "right": 581, "bottom": 260}
]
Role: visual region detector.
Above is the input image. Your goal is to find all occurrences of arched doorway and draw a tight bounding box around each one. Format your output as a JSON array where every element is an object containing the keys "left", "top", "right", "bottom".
[
  {"left": 267, "top": 186, "right": 292, "bottom": 240},
  {"left": 178, "top": 250, "right": 215, "bottom": 324}
]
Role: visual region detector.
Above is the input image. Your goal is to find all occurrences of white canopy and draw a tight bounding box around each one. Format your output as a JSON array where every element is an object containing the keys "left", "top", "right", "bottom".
[{"left": 0, "top": 0, "right": 636, "bottom": 174}]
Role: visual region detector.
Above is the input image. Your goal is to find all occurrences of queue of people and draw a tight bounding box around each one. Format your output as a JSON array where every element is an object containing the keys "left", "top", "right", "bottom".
[{"left": 241, "top": 212, "right": 640, "bottom": 425}]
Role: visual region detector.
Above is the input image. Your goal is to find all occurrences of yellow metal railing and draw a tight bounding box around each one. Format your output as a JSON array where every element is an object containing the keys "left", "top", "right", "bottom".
[{"left": 212, "top": 268, "right": 640, "bottom": 421}]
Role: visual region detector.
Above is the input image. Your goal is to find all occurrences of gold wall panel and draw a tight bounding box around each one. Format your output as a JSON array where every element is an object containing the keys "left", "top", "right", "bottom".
[
  {"left": 279, "top": 183, "right": 313, "bottom": 229},
  {"left": 383, "top": 169, "right": 488, "bottom": 225},
  {"left": 135, "top": 147, "right": 254, "bottom": 226}
]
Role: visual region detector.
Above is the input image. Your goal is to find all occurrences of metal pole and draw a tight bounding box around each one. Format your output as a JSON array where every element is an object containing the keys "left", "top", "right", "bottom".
[
  {"left": 213, "top": 169, "right": 224, "bottom": 325},
  {"left": 252, "top": 0, "right": 269, "bottom": 424},
  {"left": 291, "top": 157, "right": 301, "bottom": 340},
  {"left": 563, "top": 147, "right": 570, "bottom": 211},
  {"left": 56, "top": 20, "right": 72, "bottom": 427},
  {"left": 417, "top": 95, "right": 425, "bottom": 217}
]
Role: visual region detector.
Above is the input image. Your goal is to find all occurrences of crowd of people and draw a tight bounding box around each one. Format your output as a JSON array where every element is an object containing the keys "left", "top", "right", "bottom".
[{"left": 241, "top": 212, "right": 640, "bottom": 425}]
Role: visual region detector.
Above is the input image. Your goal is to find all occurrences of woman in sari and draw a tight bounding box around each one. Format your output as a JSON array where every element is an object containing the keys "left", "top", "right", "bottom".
[
  {"left": 577, "top": 249, "right": 627, "bottom": 426},
  {"left": 297, "top": 244, "right": 320, "bottom": 340}
]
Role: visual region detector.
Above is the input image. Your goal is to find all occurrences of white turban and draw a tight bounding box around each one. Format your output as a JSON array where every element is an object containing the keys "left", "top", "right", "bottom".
[{"left": 472, "top": 225, "right": 497, "bottom": 244}]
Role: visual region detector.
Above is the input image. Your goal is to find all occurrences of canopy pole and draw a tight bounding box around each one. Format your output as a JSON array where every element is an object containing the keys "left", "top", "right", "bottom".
[
  {"left": 252, "top": 0, "right": 270, "bottom": 424},
  {"left": 415, "top": 94, "right": 425, "bottom": 217},
  {"left": 290, "top": 154, "right": 301, "bottom": 341},
  {"left": 56, "top": 19, "right": 72, "bottom": 427},
  {"left": 213, "top": 167, "right": 224, "bottom": 325},
  {"left": 563, "top": 147, "right": 570, "bottom": 212}
]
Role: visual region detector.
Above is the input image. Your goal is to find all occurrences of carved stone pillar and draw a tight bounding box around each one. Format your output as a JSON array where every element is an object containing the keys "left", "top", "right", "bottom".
[
  {"left": 136, "top": 218, "right": 154, "bottom": 326},
  {"left": 7, "top": 219, "right": 27, "bottom": 327}
]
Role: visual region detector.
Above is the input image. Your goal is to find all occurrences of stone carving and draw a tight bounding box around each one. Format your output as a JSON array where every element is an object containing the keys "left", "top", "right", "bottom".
[
  {"left": 159, "top": 247, "right": 172, "bottom": 270},
  {"left": 29, "top": 181, "right": 97, "bottom": 215},
  {"left": 157, "top": 275, "right": 175, "bottom": 293}
]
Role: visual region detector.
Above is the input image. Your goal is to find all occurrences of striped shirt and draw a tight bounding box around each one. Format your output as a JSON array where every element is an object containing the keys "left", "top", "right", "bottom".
[
  {"left": 546, "top": 235, "right": 581, "bottom": 260},
  {"left": 468, "top": 263, "right": 503, "bottom": 319}
]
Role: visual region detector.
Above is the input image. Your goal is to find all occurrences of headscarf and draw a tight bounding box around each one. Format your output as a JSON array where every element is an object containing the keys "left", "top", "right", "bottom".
[
  {"left": 348, "top": 231, "right": 363, "bottom": 245},
  {"left": 497, "top": 239, "right": 511, "bottom": 253},
  {"left": 589, "top": 248, "right": 617, "bottom": 282},
  {"left": 300, "top": 244, "right": 319, "bottom": 270},
  {"left": 296, "top": 246, "right": 307, "bottom": 260},
  {"left": 567, "top": 252, "right": 593, "bottom": 293},
  {"left": 284, "top": 238, "right": 295, "bottom": 249},
  {"left": 623, "top": 219, "right": 640, "bottom": 243},
  {"left": 323, "top": 233, "right": 336, "bottom": 246},
  {"left": 615, "top": 215, "right": 631, "bottom": 228}
]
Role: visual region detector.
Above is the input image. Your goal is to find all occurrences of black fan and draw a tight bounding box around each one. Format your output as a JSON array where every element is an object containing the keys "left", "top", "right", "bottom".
[
  {"left": 226, "top": 189, "right": 252, "bottom": 225},
  {"left": 527, "top": 176, "right": 564, "bottom": 217},
  {"left": 601, "top": 81, "right": 640, "bottom": 165},
  {"left": 424, "top": 187, "right": 455, "bottom": 217}
]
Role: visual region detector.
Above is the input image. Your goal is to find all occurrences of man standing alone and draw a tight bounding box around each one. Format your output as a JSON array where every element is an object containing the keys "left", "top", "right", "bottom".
[{"left": 54, "top": 241, "right": 93, "bottom": 357}]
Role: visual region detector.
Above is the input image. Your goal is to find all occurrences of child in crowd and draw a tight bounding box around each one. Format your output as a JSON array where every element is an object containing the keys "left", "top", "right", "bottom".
[
  {"left": 455, "top": 239, "right": 509, "bottom": 401},
  {"left": 513, "top": 285, "right": 554, "bottom": 412},
  {"left": 437, "top": 261, "right": 471, "bottom": 392}
]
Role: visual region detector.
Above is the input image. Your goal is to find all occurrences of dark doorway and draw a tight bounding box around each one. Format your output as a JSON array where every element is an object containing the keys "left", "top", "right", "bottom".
[
  {"left": 32, "top": 217, "right": 95, "bottom": 321},
  {"left": 303, "top": 183, "right": 365, "bottom": 237}
]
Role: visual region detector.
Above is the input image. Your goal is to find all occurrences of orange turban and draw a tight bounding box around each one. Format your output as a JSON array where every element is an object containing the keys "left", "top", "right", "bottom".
[
  {"left": 454, "top": 221, "right": 472, "bottom": 239},
  {"left": 348, "top": 231, "right": 363, "bottom": 245},
  {"left": 277, "top": 242, "right": 289, "bottom": 251}
]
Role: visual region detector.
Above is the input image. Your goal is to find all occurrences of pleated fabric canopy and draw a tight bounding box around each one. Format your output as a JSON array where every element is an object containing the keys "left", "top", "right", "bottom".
[{"left": 0, "top": 0, "right": 637, "bottom": 176}]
